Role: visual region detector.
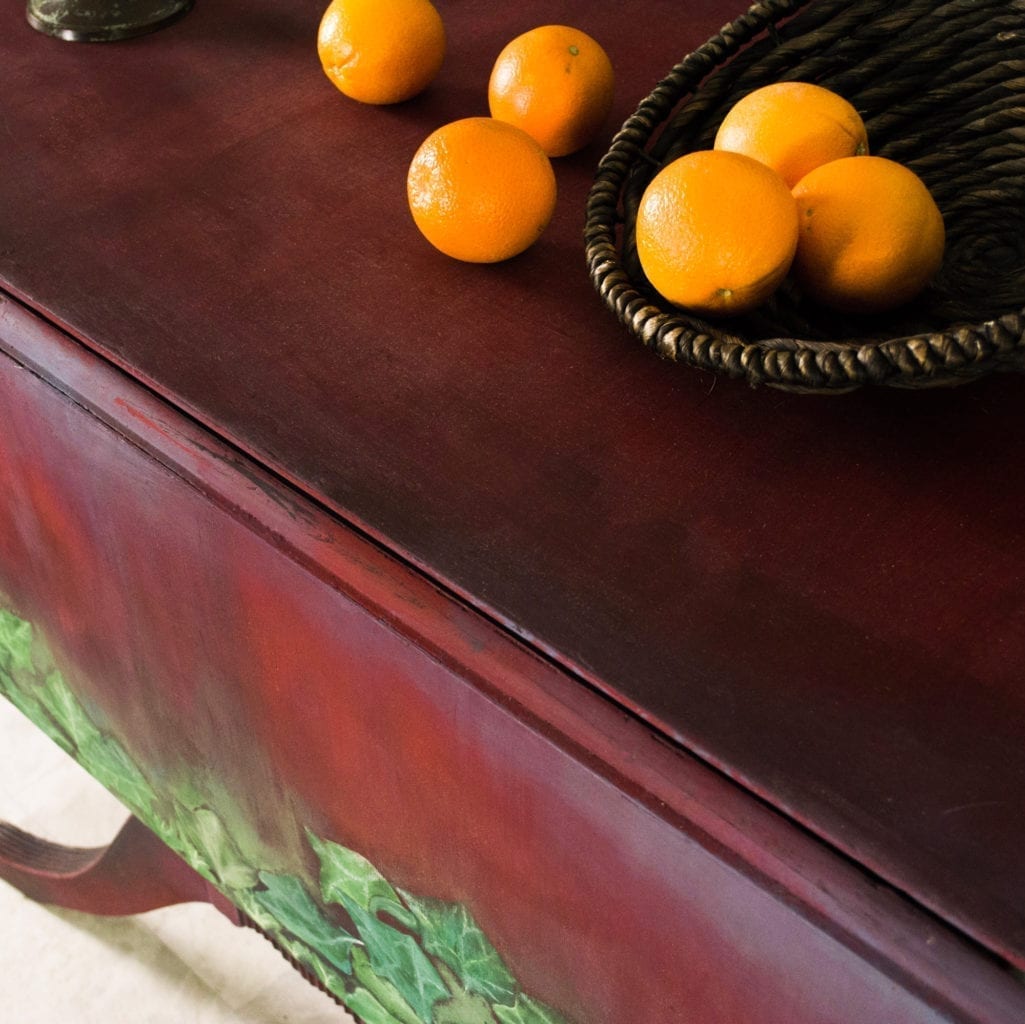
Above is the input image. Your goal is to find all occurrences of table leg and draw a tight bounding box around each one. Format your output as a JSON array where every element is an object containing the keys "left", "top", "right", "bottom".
[
  {"left": 0, "top": 813, "right": 359, "bottom": 1016},
  {"left": 0, "top": 812, "right": 240, "bottom": 922}
]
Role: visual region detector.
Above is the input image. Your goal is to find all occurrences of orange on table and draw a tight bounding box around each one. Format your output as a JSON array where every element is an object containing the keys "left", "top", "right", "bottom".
[
  {"left": 714, "top": 81, "right": 868, "bottom": 188},
  {"left": 488, "top": 24, "right": 615, "bottom": 157},
  {"left": 636, "top": 150, "right": 799, "bottom": 317},
  {"left": 791, "top": 155, "right": 945, "bottom": 313},
  {"left": 407, "top": 117, "right": 557, "bottom": 263},
  {"left": 317, "top": 0, "right": 445, "bottom": 105}
]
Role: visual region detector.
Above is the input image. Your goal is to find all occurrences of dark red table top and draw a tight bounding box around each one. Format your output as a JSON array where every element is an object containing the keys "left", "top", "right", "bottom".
[{"left": 3, "top": 0, "right": 1024, "bottom": 975}]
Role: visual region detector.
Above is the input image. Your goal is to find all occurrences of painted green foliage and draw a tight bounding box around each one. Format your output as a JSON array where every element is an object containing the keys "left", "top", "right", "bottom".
[{"left": 0, "top": 609, "right": 570, "bottom": 1024}]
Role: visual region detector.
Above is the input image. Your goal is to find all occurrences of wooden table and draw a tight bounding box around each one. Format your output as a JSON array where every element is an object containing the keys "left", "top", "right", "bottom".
[{"left": 2, "top": 2, "right": 1025, "bottom": 1021}]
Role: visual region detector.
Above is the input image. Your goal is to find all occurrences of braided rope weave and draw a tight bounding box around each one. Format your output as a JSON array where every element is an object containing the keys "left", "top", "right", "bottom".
[{"left": 585, "top": 0, "right": 1025, "bottom": 391}]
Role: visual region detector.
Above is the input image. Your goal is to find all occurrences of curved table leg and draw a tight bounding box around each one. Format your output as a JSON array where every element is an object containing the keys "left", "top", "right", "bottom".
[
  {"left": 0, "top": 814, "right": 241, "bottom": 922},
  {"left": 1, "top": 815, "right": 352, "bottom": 1013}
]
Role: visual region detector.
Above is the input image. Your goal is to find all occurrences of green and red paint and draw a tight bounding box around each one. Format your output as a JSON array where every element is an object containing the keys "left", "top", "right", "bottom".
[{"left": 0, "top": 608, "right": 568, "bottom": 1024}]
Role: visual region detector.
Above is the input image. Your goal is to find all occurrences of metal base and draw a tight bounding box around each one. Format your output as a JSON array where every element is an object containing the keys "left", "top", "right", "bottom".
[{"left": 26, "top": 0, "right": 194, "bottom": 42}]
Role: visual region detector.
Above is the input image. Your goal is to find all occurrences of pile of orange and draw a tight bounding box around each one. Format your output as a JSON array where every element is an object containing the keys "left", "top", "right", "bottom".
[
  {"left": 316, "top": 2, "right": 616, "bottom": 263},
  {"left": 637, "top": 81, "right": 945, "bottom": 317},
  {"left": 314, "top": 7, "right": 944, "bottom": 309}
]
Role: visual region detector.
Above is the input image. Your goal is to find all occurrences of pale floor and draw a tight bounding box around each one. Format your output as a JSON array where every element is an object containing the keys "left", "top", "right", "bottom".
[{"left": 0, "top": 697, "right": 354, "bottom": 1023}]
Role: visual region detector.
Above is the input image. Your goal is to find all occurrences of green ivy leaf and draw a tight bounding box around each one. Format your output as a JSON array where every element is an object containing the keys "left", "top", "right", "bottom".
[
  {"left": 79, "top": 731, "right": 157, "bottom": 820},
  {"left": 33, "top": 669, "right": 98, "bottom": 752},
  {"left": 309, "top": 830, "right": 402, "bottom": 909},
  {"left": 431, "top": 963, "right": 501, "bottom": 1024},
  {"left": 345, "top": 985, "right": 410, "bottom": 1024},
  {"left": 0, "top": 609, "right": 34, "bottom": 673},
  {"left": 398, "top": 891, "right": 517, "bottom": 1005},
  {"left": 253, "top": 872, "right": 360, "bottom": 975},
  {"left": 172, "top": 806, "right": 258, "bottom": 891},
  {"left": 310, "top": 832, "right": 449, "bottom": 1023},
  {"left": 345, "top": 901, "right": 448, "bottom": 1023},
  {"left": 494, "top": 995, "right": 570, "bottom": 1024},
  {"left": 172, "top": 777, "right": 212, "bottom": 813}
]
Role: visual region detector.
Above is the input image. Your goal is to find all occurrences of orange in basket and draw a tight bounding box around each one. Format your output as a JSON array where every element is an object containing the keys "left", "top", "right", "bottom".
[
  {"left": 791, "top": 155, "right": 946, "bottom": 313},
  {"left": 636, "top": 150, "right": 799, "bottom": 317},
  {"left": 714, "top": 81, "right": 868, "bottom": 188}
]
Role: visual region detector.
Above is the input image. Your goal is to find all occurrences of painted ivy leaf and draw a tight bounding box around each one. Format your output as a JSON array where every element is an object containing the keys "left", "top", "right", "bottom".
[
  {"left": 79, "top": 731, "right": 158, "bottom": 820},
  {"left": 0, "top": 609, "right": 34, "bottom": 673},
  {"left": 431, "top": 963, "right": 500, "bottom": 1024},
  {"left": 172, "top": 777, "right": 211, "bottom": 813},
  {"left": 254, "top": 871, "right": 361, "bottom": 975},
  {"left": 309, "top": 831, "right": 452, "bottom": 1020},
  {"left": 341, "top": 898, "right": 449, "bottom": 1024},
  {"left": 173, "top": 806, "right": 258, "bottom": 891},
  {"left": 34, "top": 669, "right": 99, "bottom": 752},
  {"left": 29, "top": 636, "right": 58, "bottom": 680},
  {"left": 352, "top": 945, "right": 434, "bottom": 1024},
  {"left": 309, "top": 830, "right": 402, "bottom": 909},
  {"left": 494, "top": 995, "right": 570, "bottom": 1024},
  {"left": 345, "top": 985, "right": 410, "bottom": 1024},
  {"left": 231, "top": 887, "right": 346, "bottom": 1000},
  {"left": 398, "top": 890, "right": 517, "bottom": 1004}
]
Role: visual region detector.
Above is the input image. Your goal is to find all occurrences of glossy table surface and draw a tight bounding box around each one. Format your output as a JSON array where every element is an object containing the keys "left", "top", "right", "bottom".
[{"left": 3, "top": 0, "right": 1024, "bottom": 982}]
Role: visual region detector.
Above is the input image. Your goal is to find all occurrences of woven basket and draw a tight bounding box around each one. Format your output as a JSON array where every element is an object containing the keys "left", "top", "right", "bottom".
[{"left": 585, "top": 0, "right": 1025, "bottom": 392}]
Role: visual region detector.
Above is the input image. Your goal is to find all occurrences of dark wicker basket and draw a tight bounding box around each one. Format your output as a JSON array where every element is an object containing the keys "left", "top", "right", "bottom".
[{"left": 585, "top": 0, "right": 1025, "bottom": 391}]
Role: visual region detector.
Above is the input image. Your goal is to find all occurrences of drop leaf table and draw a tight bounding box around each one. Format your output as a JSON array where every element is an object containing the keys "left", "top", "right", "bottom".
[{"left": 2, "top": 2, "right": 1025, "bottom": 1022}]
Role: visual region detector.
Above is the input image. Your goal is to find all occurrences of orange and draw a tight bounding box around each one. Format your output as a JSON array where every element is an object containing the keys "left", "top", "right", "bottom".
[
  {"left": 714, "top": 81, "right": 868, "bottom": 188},
  {"left": 317, "top": 0, "right": 445, "bottom": 105},
  {"left": 635, "top": 150, "right": 799, "bottom": 317},
  {"left": 791, "top": 155, "right": 945, "bottom": 313},
  {"left": 407, "top": 117, "right": 557, "bottom": 263},
  {"left": 488, "top": 25, "right": 615, "bottom": 157}
]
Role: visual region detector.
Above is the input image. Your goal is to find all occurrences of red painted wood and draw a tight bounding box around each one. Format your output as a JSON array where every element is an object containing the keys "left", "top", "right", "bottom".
[
  {"left": 4, "top": 297, "right": 1025, "bottom": 1023},
  {"left": 1, "top": 0, "right": 1025, "bottom": 1012},
  {"left": 0, "top": 815, "right": 237, "bottom": 921}
]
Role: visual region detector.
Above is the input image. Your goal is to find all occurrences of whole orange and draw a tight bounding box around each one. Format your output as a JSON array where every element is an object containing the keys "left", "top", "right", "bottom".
[
  {"left": 488, "top": 25, "right": 615, "bottom": 157},
  {"left": 636, "top": 150, "right": 799, "bottom": 317},
  {"left": 714, "top": 81, "right": 868, "bottom": 188},
  {"left": 407, "top": 117, "right": 557, "bottom": 263},
  {"left": 791, "top": 155, "right": 945, "bottom": 313},
  {"left": 317, "top": 0, "right": 445, "bottom": 105}
]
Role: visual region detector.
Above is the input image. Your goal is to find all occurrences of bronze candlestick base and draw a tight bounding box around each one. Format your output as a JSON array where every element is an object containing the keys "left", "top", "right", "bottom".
[{"left": 26, "top": 0, "right": 194, "bottom": 42}]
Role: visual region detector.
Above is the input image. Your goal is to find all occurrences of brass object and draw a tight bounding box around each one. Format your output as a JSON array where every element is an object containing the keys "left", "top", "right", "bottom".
[{"left": 26, "top": 0, "right": 194, "bottom": 42}]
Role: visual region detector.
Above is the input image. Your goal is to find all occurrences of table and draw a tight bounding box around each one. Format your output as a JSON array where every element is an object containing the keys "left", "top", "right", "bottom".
[{"left": 2, "top": 1, "right": 1025, "bottom": 1021}]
